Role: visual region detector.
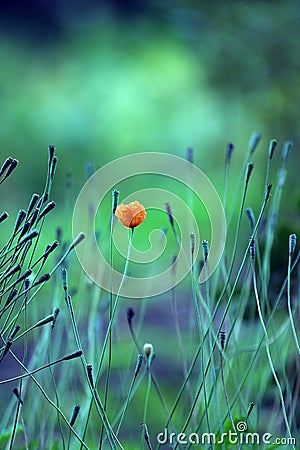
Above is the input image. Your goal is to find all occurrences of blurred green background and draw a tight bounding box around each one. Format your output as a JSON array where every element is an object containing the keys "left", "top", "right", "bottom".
[
  {"left": 0, "top": 0, "right": 299, "bottom": 293},
  {"left": 1, "top": 2, "right": 300, "bottom": 446},
  {"left": 1, "top": 0, "right": 299, "bottom": 224}
]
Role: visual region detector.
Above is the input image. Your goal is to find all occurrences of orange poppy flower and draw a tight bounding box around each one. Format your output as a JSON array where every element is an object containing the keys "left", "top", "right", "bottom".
[{"left": 115, "top": 201, "right": 146, "bottom": 228}]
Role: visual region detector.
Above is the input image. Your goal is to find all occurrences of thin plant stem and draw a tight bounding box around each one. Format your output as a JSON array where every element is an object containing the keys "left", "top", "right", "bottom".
[
  {"left": 9, "top": 282, "right": 30, "bottom": 450},
  {"left": 48, "top": 329, "right": 66, "bottom": 450},
  {"left": 126, "top": 311, "right": 177, "bottom": 438},
  {"left": 190, "top": 252, "right": 211, "bottom": 443},
  {"left": 171, "top": 264, "right": 195, "bottom": 423},
  {"left": 81, "top": 228, "right": 134, "bottom": 449},
  {"left": 141, "top": 366, "right": 152, "bottom": 448},
  {"left": 64, "top": 293, "right": 121, "bottom": 450},
  {"left": 250, "top": 246, "right": 295, "bottom": 449},
  {"left": 99, "top": 210, "right": 116, "bottom": 449},
  {"left": 115, "top": 355, "right": 143, "bottom": 436},
  {"left": 2, "top": 237, "right": 83, "bottom": 336},
  {"left": 220, "top": 348, "right": 237, "bottom": 434},
  {"left": 287, "top": 245, "right": 300, "bottom": 354},
  {"left": 0, "top": 343, "right": 89, "bottom": 450},
  {"left": 157, "top": 185, "right": 272, "bottom": 450}
]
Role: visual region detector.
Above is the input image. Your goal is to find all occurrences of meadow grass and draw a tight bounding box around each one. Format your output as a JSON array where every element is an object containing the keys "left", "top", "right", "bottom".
[{"left": 0, "top": 140, "right": 299, "bottom": 450}]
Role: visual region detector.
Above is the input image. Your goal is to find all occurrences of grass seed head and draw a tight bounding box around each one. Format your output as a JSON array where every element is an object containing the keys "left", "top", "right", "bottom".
[
  {"left": 245, "top": 162, "right": 254, "bottom": 183},
  {"left": 220, "top": 330, "right": 226, "bottom": 350},
  {"left": 69, "top": 404, "right": 80, "bottom": 427},
  {"left": 281, "top": 140, "right": 293, "bottom": 163},
  {"left": 189, "top": 232, "right": 195, "bottom": 255},
  {"left": 186, "top": 147, "right": 193, "bottom": 163},
  {"left": 289, "top": 234, "right": 297, "bottom": 257},
  {"left": 226, "top": 143, "right": 234, "bottom": 163},
  {"left": 268, "top": 139, "right": 277, "bottom": 160},
  {"left": 70, "top": 232, "right": 86, "bottom": 250},
  {"left": 249, "top": 132, "right": 261, "bottom": 155},
  {"left": 245, "top": 207, "right": 255, "bottom": 231},
  {"left": 112, "top": 189, "right": 120, "bottom": 214},
  {"left": 202, "top": 240, "right": 209, "bottom": 262},
  {"left": 0, "top": 211, "right": 9, "bottom": 223},
  {"left": 250, "top": 237, "right": 255, "bottom": 260},
  {"left": 165, "top": 202, "right": 174, "bottom": 228}
]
